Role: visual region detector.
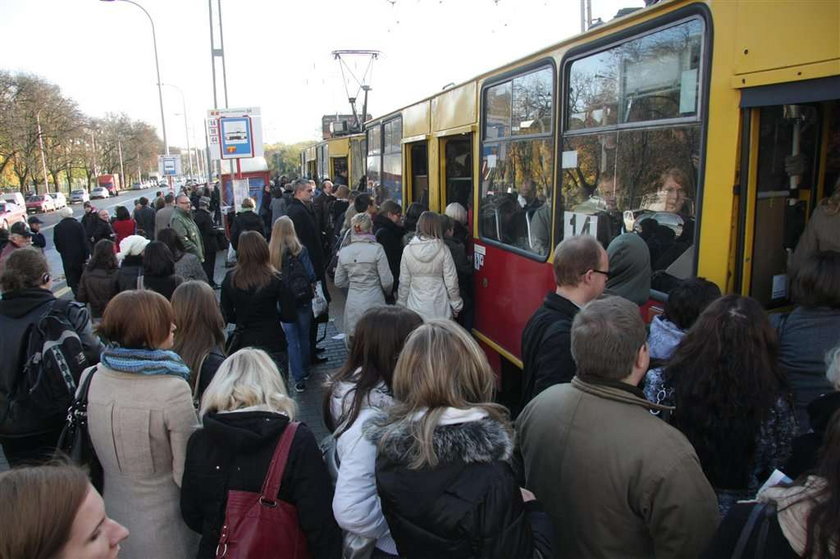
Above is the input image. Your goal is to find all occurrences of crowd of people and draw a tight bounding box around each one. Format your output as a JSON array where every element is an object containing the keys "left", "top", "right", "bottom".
[{"left": 0, "top": 174, "right": 838, "bottom": 559}]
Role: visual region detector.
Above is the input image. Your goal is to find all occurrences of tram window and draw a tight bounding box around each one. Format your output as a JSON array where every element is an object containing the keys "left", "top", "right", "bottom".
[
  {"left": 512, "top": 68, "right": 554, "bottom": 136},
  {"left": 485, "top": 82, "right": 512, "bottom": 140},
  {"left": 568, "top": 18, "right": 704, "bottom": 131},
  {"left": 351, "top": 138, "right": 366, "bottom": 187},
  {"left": 561, "top": 125, "right": 701, "bottom": 284},
  {"left": 479, "top": 139, "right": 553, "bottom": 256},
  {"left": 445, "top": 139, "right": 472, "bottom": 211},
  {"left": 381, "top": 118, "right": 403, "bottom": 207},
  {"left": 366, "top": 126, "right": 382, "bottom": 188}
]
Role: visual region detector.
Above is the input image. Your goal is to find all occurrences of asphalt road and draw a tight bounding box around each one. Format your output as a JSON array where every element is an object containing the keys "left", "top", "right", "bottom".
[{"left": 34, "top": 187, "right": 161, "bottom": 296}]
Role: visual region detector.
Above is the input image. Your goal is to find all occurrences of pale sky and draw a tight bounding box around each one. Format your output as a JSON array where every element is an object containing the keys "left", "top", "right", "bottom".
[{"left": 0, "top": 0, "right": 643, "bottom": 147}]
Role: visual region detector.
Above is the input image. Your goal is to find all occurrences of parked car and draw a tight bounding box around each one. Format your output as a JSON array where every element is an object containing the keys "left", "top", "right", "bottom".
[
  {"left": 49, "top": 192, "right": 68, "bottom": 209},
  {"left": 70, "top": 189, "right": 90, "bottom": 204},
  {"left": 131, "top": 182, "right": 143, "bottom": 190},
  {"left": 0, "top": 200, "right": 26, "bottom": 230},
  {"left": 2, "top": 192, "right": 26, "bottom": 208},
  {"left": 26, "top": 194, "right": 56, "bottom": 214},
  {"left": 90, "top": 186, "right": 109, "bottom": 200}
]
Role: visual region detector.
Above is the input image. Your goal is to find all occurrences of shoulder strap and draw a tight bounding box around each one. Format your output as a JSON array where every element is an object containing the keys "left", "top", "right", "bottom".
[
  {"left": 192, "top": 352, "right": 209, "bottom": 404},
  {"left": 732, "top": 502, "right": 768, "bottom": 559},
  {"left": 78, "top": 366, "right": 98, "bottom": 405},
  {"left": 260, "top": 421, "right": 299, "bottom": 503}
]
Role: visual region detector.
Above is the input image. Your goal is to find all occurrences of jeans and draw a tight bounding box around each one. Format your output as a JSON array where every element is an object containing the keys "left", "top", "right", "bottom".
[{"left": 282, "top": 305, "right": 312, "bottom": 383}]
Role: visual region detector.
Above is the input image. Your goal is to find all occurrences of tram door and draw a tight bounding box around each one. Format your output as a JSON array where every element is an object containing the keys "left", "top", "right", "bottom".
[
  {"left": 739, "top": 95, "right": 840, "bottom": 307},
  {"left": 407, "top": 141, "right": 428, "bottom": 208},
  {"left": 440, "top": 134, "right": 473, "bottom": 223}
]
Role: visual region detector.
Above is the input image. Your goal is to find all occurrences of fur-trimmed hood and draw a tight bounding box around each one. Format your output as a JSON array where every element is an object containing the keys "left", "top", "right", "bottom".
[{"left": 365, "top": 412, "right": 513, "bottom": 466}]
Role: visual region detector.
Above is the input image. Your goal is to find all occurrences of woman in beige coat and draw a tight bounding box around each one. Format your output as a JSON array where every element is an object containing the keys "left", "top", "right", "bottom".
[
  {"left": 398, "top": 211, "right": 463, "bottom": 321},
  {"left": 335, "top": 212, "right": 393, "bottom": 342},
  {"left": 85, "top": 289, "right": 199, "bottom": 559}
]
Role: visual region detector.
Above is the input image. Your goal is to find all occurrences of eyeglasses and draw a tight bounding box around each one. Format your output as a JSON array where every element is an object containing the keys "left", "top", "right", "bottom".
[{"left": 591, "top": 269, "right": 611, "bottom": 278}]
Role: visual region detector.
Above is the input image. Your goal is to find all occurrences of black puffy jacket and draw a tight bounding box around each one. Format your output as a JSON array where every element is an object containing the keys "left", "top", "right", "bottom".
[
  {"left": 230, "top": 210, "right": 265, "bottom": 251},
  {"left": 180, "top": 411, "right": 341, "bottom": 559},
  {"left": 0, "top": 288, "right": 102, "bottom": 439},
  {"left": 368, "top": 416, "right": 553, "bottom": 559}
]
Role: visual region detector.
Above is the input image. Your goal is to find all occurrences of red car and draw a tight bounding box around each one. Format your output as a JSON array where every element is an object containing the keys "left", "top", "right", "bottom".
[
  {"left": 0, "top": 200, "right": 26, "bottom": 230},
  {"left": 25, "top": 194, "right": 56, "bottom": 214}
]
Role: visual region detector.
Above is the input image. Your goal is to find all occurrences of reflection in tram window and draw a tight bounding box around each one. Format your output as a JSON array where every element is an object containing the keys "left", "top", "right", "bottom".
[{"left": 479, "top": 64, "right": 555, "bottom": 257}]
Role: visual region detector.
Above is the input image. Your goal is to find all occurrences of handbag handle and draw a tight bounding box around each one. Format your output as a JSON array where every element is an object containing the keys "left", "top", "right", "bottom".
[{"left": 259, "top": 421, "right": 299, "bottom": 505}]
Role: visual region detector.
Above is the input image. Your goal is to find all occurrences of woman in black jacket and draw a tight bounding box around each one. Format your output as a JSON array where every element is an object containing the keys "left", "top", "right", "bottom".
[
  {"left": 181, "top": 347, "right": 341, "bottom": 559},
  {"left": 374, "top": 201, "right": 405, "bottom": 299},
  {"left": 0, "top": 249, "right": 102, "bottom": 466},
  {"left": 230, "top": 197, "right": 265, "bottom": 251},
  {"left": 220, "top": 231, "right": 289, "bottom": 375},
  {"left": 194, "top": 197, "right": 219, "bottom": 287},
  {"left": 76, "top": 239, "right": 120, "bottom": 321},
  {"left": 367, "top": 320, "right": 553, "bottom": 558},
  {"left": 116, "top": 234, "right": 150, "bottom": 292},
  {"left": 141, "top": 241, "right": 184, "bottom": 300}
]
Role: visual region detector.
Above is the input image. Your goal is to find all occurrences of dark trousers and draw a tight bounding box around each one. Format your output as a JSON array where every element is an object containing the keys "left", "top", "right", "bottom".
[
  {"left": 203, "top": 249, "right": 218, "bottom": 286},
  {"left": 2, "top": 428, "right": 63, "bottom": 467},
  {"left": 64, "top": 262, "right": 84, "bottom": 296}
]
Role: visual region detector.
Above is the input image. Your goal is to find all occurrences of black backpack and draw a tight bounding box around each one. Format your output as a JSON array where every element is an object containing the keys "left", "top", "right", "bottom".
[
  {"left": 15, "top": 300, "right": 90, "bottom": 419},
  {"left": 283, "top": 252, "right": 312, "bottom": 304}
]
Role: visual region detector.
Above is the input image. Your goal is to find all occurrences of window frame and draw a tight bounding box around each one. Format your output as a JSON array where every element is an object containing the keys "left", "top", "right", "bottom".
[
  {"left": 563, "top": 14, "right": 709, "bottom": 138},
  {"left": 478, "top": 59, "right": 558, "bottom": 261},
  {"left": 558, "top": 5, "right": 713, "bottom": 279}
]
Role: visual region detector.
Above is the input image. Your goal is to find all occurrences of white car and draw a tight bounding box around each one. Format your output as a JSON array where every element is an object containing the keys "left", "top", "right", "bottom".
[
  {"left": 49, "top": 192, "right": 68, "bottom": 209},
  {"left": 90, "top": 187, "right": 110, "bottom": 200},
  {"left": 70, "top": 189, "right": 90, "bottom": 204}
]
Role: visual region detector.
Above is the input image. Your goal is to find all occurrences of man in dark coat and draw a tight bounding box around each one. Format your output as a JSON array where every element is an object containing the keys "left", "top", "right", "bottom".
[
  {"left": 194, "top": 197, "right": 218, "bottom": 287},
  {"left": 53, "top": 207, "right": 90, "bottom": 296},
  {"left": 133, "top": 196, "right": 156, "bottom": 239},
  {"left": 89, "top": 209, "right": 115, "bottom": 246},
  {"left": 312, "top": 180, "right": 336, "bottom": 256},
  {"left": 518, "top": 235, "right": 608, "bottom": 414},
  {"left": 81, "top": 201, "right": 98, "bottom": 242},
  {"left": 373, "top": 200, "right": 404, "bottom": 299},
  {"left": 286, "top": 178, "right": 328, "bottom": 362}
]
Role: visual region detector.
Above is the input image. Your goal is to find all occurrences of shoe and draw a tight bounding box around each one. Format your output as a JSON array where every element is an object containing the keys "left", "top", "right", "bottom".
[
  {"left": 295, "top": 381, "right": 306, "bottom": 393},
  {"left": 311, "top": 355, "right": 328, "bottom": 365}
]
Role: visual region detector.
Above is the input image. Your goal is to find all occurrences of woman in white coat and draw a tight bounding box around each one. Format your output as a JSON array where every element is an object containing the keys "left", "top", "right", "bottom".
[
  {"left": 335, "top": 212, "right": 394, "bottom": 342},
  {"left": 325, "top": 306, "right": 423, "bottom": 557},
  {"left": 397, "top": 211, "right": 463, "bottom": 321}
]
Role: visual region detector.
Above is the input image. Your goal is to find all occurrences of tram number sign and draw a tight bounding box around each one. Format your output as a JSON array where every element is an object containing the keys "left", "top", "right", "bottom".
[
  {"left": 474, "top": 244, "right": 486, "bottom": 271},
  {"left": 563, "top": 211, "right": 599, "bottom": 239}
]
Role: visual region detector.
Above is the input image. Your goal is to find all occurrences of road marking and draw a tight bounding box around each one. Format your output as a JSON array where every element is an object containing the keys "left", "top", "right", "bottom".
[{"left": 54, "top": 286, "right": 71, "bottom": 298}]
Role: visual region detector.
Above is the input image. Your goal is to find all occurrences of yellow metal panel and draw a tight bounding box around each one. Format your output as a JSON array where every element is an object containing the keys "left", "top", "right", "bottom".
[
  {"left": 402, "top": 102, "right": 430, "bottom": 138},
  {"left": 434, "top": 124, "right": 475, "bottom": 138},
  {"left": 402, "top": 134, "right": 428, "bottom": 144},
  {"left": 733, "top": 1, "right": 840, "bottom": 77},
  {"left": 431, "top": 82, "right": 477, "bottom": 132},
  {"left": 739, "top": 109, "right": 761, "bottom": 294},
  {"left": 731, "top": 60, "right": 840, "bottom": 89},
  {"left": 326, "top": 137, "right": 349, "bottom": 157}
]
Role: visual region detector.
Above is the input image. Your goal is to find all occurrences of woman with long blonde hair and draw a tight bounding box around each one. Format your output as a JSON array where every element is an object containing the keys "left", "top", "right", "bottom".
[
  {"left": 181, "top": 348, "right": 341, "bottom": 558},
  {"left": 269, "top": 216, "right": 316, "bottom": 393},
  {"left": 367, "top": 320, "right": 553, "bottom": 557},
  {"left": 171, "top": 280, "right": 226, "bottom": 404}
]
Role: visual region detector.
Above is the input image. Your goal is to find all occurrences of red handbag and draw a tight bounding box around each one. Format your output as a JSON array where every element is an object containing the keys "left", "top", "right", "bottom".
[{"left": 215, "top": 422, "right": 311, "bottom": 559}]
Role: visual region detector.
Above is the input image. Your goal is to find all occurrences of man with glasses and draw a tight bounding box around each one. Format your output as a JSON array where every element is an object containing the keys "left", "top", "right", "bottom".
[
  {"left": 518, "top": 234, "right": 609, "bottom": 413},
  {"left": 170, "top": 194, "right": 204, "bottom": 262}
]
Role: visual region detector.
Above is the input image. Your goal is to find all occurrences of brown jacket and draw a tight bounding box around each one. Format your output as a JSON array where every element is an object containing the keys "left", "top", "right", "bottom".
[
  {"left": 790, "top": 204, "right": 840, "bottom": 274},
  {"left": 76, "top": 268, "right": 119, "bottom": 319},
  {"left": 516, "top": 377, "right": 719, "bottom": 558}
]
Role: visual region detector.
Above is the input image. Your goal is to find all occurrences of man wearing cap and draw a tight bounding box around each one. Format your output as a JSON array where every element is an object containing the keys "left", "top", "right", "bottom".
[
  {"left": 54, "top": 207, "right": 90, "bottom": 296},
  {"left": 0, "top": 222, "right": 33, "bottom": 274},
  {"left": 171, "top": 194, "right": 204, "bottom": 262},
  {"left": 27, "top": 216, "right": 46, "bottom": 251}
]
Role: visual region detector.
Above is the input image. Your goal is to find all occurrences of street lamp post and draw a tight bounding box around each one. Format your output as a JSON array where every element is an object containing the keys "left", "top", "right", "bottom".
[
  {"left": 162, "top": 83, "right": 195, "bottom": 177},
  {"left": 100, "top": 0, "right": 169, "bottom": 156}
]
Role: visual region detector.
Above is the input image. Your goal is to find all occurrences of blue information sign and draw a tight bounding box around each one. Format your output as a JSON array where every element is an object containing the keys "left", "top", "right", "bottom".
[{"left": 220, "top": 116, "right": 254, "bottom": 160}]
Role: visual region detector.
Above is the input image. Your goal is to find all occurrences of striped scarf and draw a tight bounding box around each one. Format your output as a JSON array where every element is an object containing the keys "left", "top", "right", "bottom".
[{"left": 100, "top": 345, "right": 191, "bottom": 382}]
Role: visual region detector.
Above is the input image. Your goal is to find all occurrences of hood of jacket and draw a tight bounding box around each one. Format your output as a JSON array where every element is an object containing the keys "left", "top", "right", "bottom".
[
  {"left": 406, "top": 236, "right": 444, "bottom": 263},
  {"left": 647, "top": 315, "right": 684, "bottom": 360},
  {"left": 605, "top": 233, "right": 651, "bottom": 305},
  {"left": 366, "top": 414, "right": 512, "bottom": 466},
  {"left": 329, "top": 376, "right": 393, "bottom": 427},
  {"left": 0, "top": 288, "right": 54, "bottom": 319},
  {"left": 201, "top": 410, "right": 291, "bottom": 454}
]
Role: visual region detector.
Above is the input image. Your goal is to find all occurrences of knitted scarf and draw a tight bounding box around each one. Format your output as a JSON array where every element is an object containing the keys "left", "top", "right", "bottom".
[{"left": 100, "top": 345, "right": 191, "bottom": 382}]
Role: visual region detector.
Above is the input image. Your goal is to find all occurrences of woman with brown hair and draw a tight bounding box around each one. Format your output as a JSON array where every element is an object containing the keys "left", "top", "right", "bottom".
[
  {"left": 325, "top": 306, "right": 423, "bottom": 556},
  {"left": 0, "top": 462, "right": 129, "bottom": 559},
  {"left": 397, "top": 211, "right": 462, "bottom": 321},
  {"left": 220, "top": 230, "right": 289, "bottom": 375},
  {"left": 172, "top": 281, "right": 226, "bottom": 405},
  {"left": 77, "top": 239, "right": 120, "bottom": 322},
  {"left": 87, "top": 289, "right": 199, "bottom": 558},
  {"left": 367, "top": 320, "right": 553, "bottom": 557}
]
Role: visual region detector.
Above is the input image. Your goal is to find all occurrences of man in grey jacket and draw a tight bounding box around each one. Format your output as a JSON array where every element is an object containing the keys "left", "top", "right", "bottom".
[{"left": 516, "top": 296, "right": 719, "bottom": 558}]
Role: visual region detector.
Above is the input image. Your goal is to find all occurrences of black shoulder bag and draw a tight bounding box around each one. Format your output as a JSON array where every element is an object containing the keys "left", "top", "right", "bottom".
[{"left": 56, "top": 367, "right": 104, "bottom": 492}]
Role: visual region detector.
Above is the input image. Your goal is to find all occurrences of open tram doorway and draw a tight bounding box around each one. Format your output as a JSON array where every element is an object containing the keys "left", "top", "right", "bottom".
[
  {"left": 441, "top": 134, "right": 473, "bottom": 228},
  {"left": 407, "top": 141, "right": 428, "bottom": 208},
  {"left": 737, "top": 86, "right": 840, "bottom": 308}
]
